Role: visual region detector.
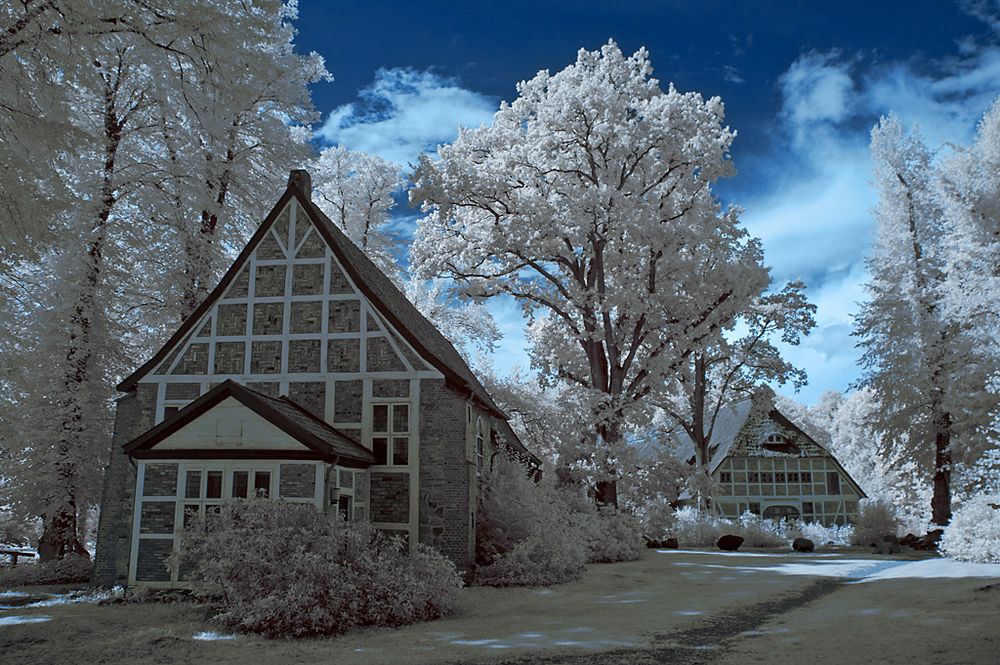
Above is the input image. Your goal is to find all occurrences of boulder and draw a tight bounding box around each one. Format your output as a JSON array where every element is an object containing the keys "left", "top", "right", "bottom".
[
  {"left": 717, "top": 534, "right": 744, "bottom": 551},
  {"left": 898, "top": 533, "right": 919, "bottom": 548},
  {"left": 878, "top": 533, "right": 901, "bottom": 554},
  {"left": 662, "top": 537, "right": 679, "bottom": 549},
  {"left": 913, "top": 529, "right": 944, "bottom": 551},
  {"left": 792, "top": 537, "right": 815, "bottom": 553}
]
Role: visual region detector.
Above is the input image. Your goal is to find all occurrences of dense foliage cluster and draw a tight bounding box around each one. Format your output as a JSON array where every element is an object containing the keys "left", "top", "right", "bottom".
[
  {"left": 474, "top": 456, "right": 643, "bottom": 587},
  {"left": 0, "top": 554, "right": 92, "bottom": 587},
  {"left": 177, "top": 500, "right": 462, "bottom": 638}
]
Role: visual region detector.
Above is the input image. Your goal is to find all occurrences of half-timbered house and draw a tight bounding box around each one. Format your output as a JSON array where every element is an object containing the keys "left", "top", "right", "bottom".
[{"left": 92, "top": 170, "right": 539, "bottom": 587}]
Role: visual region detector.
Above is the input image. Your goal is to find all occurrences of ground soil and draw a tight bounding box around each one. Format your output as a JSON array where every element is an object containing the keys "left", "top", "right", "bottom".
[{"left": 1, "top": 548, "right": 997, "bottom": 665}]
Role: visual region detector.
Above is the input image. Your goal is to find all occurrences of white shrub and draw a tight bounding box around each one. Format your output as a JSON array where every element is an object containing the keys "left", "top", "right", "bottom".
[
  {"left": 794, "top": 521, "right": 854, "bottom": 546},
  {"left": 939, "top": 495, "right": 1000, "bottom": 563}
]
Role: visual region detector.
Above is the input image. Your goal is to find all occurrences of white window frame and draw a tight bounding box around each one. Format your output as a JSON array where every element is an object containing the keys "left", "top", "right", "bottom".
[{"left": 370, "top": 401, "right": 410, "bottom": 467}]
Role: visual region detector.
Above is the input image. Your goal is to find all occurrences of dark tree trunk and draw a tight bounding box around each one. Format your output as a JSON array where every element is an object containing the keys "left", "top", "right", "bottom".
[{"left": 930, "top": 411, "right": 952, "bottom": 526}]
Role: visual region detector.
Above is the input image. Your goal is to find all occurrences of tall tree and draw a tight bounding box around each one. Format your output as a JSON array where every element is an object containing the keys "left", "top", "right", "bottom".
[
  {"left": 411, "top": 42, "right": 768, "bottom": 505},
  {"left": 312, "top": 145, "right": 404, "bottom": 277},
  {"left": 855, "top": 115, "right": 983, "bottom": 526},
  {"left": 0, "top": 0, "right": 329, "bottom": 559},
  {"left": 654, "top": 280, "right": 815, "bottom": 509}
]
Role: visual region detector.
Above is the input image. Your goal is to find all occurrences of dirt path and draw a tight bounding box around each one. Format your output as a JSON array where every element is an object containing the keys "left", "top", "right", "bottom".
[{"left": 496, "top": 577, "right": 844, "bottom": 665}]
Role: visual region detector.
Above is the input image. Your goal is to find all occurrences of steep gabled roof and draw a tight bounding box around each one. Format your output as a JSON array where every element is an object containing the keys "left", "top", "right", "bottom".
[
  {"left": 666, "top": 393, "right": 867, "bottom": 499},
  {"left": 123, "top": 380, "right": 375, "bottom": 467},
  {"left": 296, "top": 192, "right": 505, "bottom": 418},
  {"left": 492, "top": 418, "right": 543, "bottom": 468},
  {"left": 117, "top": 178, "right": 506, "bottom": 421}
]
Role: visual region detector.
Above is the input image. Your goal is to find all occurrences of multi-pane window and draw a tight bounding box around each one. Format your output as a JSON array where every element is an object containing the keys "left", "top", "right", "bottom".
[
  {"left": 372, "top": 403, "right": 409, "bottom": 466},
  {"left": 181, "top": 469, "right": 224, "bottom": 529}
]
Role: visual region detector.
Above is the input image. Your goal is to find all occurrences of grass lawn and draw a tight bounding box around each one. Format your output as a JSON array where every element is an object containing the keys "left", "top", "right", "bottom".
[{"left": 1, "top": 548, "right": 998, "bottom": 665}]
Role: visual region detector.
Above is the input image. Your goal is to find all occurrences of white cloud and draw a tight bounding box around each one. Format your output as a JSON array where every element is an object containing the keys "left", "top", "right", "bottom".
[
  {"left": 751, "top": 34, "right": 1000, "bottom": 405},
  {"left": 779, "top": 51, "right": 855, "bottom": 142},
  {"left": 315, "top": 68, "right": 497, "bottom": 166}
]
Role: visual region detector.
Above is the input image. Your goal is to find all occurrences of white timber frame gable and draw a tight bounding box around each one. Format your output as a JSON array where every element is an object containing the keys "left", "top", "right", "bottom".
[{"left": 134, "top": 199, "right": 443, "bottom": 551}]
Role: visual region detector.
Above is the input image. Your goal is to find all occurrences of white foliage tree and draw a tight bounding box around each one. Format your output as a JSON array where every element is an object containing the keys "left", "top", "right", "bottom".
[
  {"left": 411, "top": 41, "right": 771, "bottom": 505},
  {"left": 0, "top": 0, "right": 328, "bottom": 560},
  {"left": 312, "top": 145, "right": 404, "bottom": 277},
  {"left": 654, "top": 280, "right": 816, "bottom": 508},
  {"left": 856, "top": 115, "right": 994, "bottom": 527}
]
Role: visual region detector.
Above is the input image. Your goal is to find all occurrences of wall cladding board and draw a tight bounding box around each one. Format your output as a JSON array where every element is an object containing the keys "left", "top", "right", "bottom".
[
  {"left": 171, "top": 343, "right": 208, "bottom": 375},
  {"left": 329, "top": 300, "right": 360, "bottom": 333},
  {"left": 214, "top": 341, "right": 246, "bottom": 374},
  {"left": 253, "top": 302, "right": 285, "bottom": 335},
  {"left": 327, "top": 338, "right": 360, "bottom": 372},
  {"left": 333, "top": 379, "right": 363, "bottom": 423},
  {"left": 250, "top": 341, "right": 282, "bottom": 374},
  {"left": 216, "top": 303, "right": 248, "bottom": 336},
  {"left": 279, "top": 464, "right": 316, "bottom": 498},
  {"left": 288, "top": 339, "right": 321, "bottom": 373},
  {"left": 291, "top": 263, "right": 324, "bottom": 295},
  {"left": 370, "top": 472, "right": 410, "bottom": 523},
  {"left": 289, "top": 301, "right": 322, "bottom": 333},
  {"left": 288, "top": 382, "right": 325, "bottom": 419},
  {"left": 254, "top": 264, "right": 286, "bottom": 297}
]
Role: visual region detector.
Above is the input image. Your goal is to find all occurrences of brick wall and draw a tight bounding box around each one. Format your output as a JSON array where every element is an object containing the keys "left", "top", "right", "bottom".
[
  {"left": 370, "top": 472, "right": 410, "bottom": 522},
  {"left": 135, "top": 539, "right": 173, "bottom": 582},
  {"left": 279, "top": 464, "right": 316, "bottom": 498},
  {"left": 418, "top": 379, "right": 473, "bottom": 569},
  {"left": 142, "top": 463, "right": 177, "bottom": 496},
  {"left": 92, "top": 383, "right": 157, "bottom": 587}
]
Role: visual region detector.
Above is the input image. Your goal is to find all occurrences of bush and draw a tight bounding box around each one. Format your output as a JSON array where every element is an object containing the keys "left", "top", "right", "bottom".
[
  {"left": 939, "top": 495, "right": 1000, "bottom": 563},
  {"left": 577, "top": 507, "right": 645, "bottom": 563},
  {"left": 791, "top": 520, "right": 854, "bottom": 546},
  {"left": 735, "top": 512, "right": 789, "bottom": 548},
  {"left": 177, "top": 499, "right": 461, "bottom": 638},
  {"left": 475, "top": 457, "right": 586, "bottom": 586},
  {"left": 0, "top": 553, "right": 92, "bottom": 587},
  {"left": 852, "top": 498, "right": 900, "bottom": 546},
  {"left": 665, "top": 507, "right": 854, "bottom": 548}
]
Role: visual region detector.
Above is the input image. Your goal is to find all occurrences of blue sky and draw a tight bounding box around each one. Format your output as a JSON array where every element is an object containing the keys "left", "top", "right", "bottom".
[{"left": 295, "top": 1, "right": 1000, "bottom": 404}]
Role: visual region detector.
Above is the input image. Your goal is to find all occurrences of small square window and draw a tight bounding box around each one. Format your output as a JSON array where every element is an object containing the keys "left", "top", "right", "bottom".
[
  {"left": 373, "top": 438, "right": 388, "bottom": 465},
  {"left": 254, "top": 471, "right": 271, "bottom": 498},
  {"left": 231, "top": 471, "right": 249, "bottom": 498},
  {"left": 393, "top": 438, "right": 408, "bottom": 465},
  {"left": 372, "top": 404, "right": 389, "bottom": 432},
  {"left": 185, "top": 471, "right": 201, "bottom": 499},
  {"left": 206, "top": 471, "right": 223, "bottom": 499}
]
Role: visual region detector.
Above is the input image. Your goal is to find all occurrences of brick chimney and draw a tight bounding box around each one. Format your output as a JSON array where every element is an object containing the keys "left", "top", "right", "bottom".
[{"left": 287, "top": 169, "right": 311, "bottom": 199}]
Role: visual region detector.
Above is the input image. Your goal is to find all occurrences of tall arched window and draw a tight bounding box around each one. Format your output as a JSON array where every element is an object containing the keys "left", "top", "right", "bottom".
[{"left": 475, "top": 417, "right": 485, "bottom": 476}]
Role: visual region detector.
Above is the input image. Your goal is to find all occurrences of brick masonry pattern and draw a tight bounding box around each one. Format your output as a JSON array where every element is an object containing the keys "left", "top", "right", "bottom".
[
  {"left": 143, "top": 463, "right": 178, "bottom": 496},
  {"left": 279, "top": 464, "right": 316, "bottom": 498},
  {"left": 139, "top": 501, "right": 175, "bottom": 534},
  {"left": 370, "top": 472, "right": 410, "bottom": 523},
  {"left": 135, "top": 539, "right": 173, "bottom": 582},
  {"left": 418, "top": 380, "right": 473, "bottom": 568}
]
